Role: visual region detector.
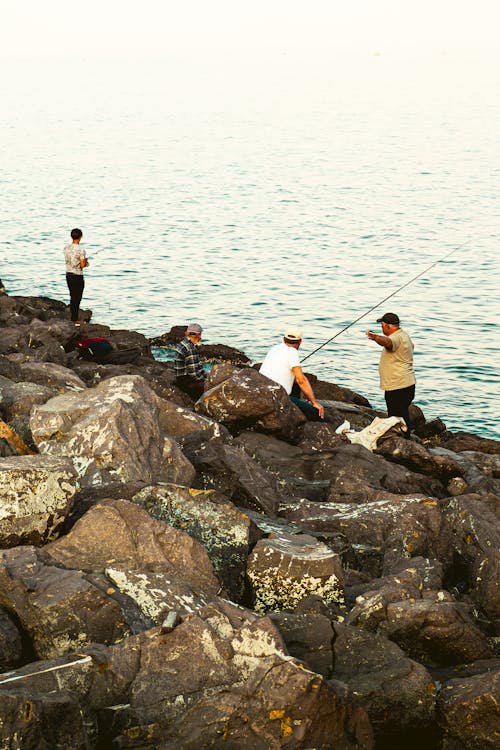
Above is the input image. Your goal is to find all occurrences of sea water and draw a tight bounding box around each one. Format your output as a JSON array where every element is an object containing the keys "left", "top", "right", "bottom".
[{"left": 2, "top": 57, "right": 499, "bottom": 438}]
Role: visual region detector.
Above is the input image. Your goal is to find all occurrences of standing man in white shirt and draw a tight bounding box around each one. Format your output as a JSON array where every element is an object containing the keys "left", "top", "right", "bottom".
[
  {"left": 64, "top": 228, "right": 88, "bottom": 326},
  {"left": 259, "top": 327, "right": 325, "bottom": 420},
  {"left": 366, "top": 311, "right": 416, "bottom": 431}
]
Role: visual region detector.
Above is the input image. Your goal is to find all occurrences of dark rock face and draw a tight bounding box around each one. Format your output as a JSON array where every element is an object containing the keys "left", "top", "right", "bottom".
[
  {"left": 331, "top": 623, "right": 436, "bottom": 745},
  {"left": 437, "top": 668, "right": 500, "bottom": 750},
  {"left": 442, "top": 493, "right": 500, "bottom": 634},
  {"left": 0, "top": 608, "right": 22, "bottom": 671},
  {"left": 1, "top": 295, "right": 498, "bottom": 750}
]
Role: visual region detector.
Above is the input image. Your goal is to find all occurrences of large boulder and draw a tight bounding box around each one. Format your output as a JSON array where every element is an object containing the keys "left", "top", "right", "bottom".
[
  {"left": 17, "top": 361, "right": 87, "bottom": 391},
  {"left": 0, "top": 455, "right": 77, "bottom": 547},
  {"left": 0, "top": 600, "right": 374, "bottom": 749},
  {"left": 196, "top": 366, "right": 305, "bottom": 439},
  {"left": 437, "top": 668, "right": 500, "bottom": 750},
  {"left": 0, "top": 500, "right": 220, "bottom": 659},
  {"left": 279, "top": 495, "right": 450, "bottom": 577},
  {"left": 182, "top": 436, "right": 288, "bottom": 516},
  {"left": 0, "top": 376, "right": 56, "bottom": 421},
  {"left": 442, "top": 493, "right": 500, "bottom": 633},
  {"left": 439, "top": 431, "right": 500, "bottom": 455},
  {"left": 0, "top": 545, "right": 130, "bottom": 659},
  {"left": 247, "top": 533, "right": 344, "bottom": 613},
  {"left": 376, "top": 435, "right": 465, "bottom": 483},
  {"left": 331, "top": 623, "right": 436, "bottom": 747},
  {"left": 132, "top": 484, "right": 261, "bottom": 601},
  {"left": 348, "top": 574, "right": 492, "bottom": 666},
  {"left": 30, "top": 375, "right": 195, "bottom": 488}
]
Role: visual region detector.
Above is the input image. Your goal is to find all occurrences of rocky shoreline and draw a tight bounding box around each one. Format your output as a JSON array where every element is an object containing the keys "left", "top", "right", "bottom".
[{"left": 0, "top": 295, "right": 498, "bottom": 749}]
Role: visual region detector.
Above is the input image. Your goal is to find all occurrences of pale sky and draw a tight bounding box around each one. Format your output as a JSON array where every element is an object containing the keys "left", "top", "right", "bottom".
[{"left": 2, "top": 0, "right": 500, "bottom": 63}]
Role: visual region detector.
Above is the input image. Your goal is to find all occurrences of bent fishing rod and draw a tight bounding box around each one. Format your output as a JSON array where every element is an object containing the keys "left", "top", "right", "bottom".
[{"left": 301, "top": 241, "right": 468, "bottom": 364}]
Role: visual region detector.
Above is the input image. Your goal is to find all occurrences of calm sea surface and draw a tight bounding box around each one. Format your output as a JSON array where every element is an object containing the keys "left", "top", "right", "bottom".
[{"left": 2, "top": 58, "right": 499, "bottom": 438}]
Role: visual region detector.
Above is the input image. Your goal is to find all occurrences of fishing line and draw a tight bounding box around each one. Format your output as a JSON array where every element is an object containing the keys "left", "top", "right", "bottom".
[{"left": 301, "top": 240, "right": 468, "bottom": 363}]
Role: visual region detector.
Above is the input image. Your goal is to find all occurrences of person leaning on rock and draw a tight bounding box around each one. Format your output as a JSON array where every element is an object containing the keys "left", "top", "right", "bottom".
[
  {"left": 259, "top": 328, "right": 325, "bottom": 421},
  {"left": 174, "top": 323, "right": 207, "bottom": 400},
  {"left": 64, "top": 228, "right": 89, "bottom": 326},
  {"left": 366, "top": 311, "right": 416, "bottom": 432}
]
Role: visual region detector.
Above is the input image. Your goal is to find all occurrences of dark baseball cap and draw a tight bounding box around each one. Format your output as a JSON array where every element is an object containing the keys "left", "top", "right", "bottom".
[{"left": 376, "top": 312, "right": 400, "bottom": 325}]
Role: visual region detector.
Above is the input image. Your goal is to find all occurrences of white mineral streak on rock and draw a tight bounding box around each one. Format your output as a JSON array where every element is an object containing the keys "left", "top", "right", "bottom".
[{"left": 106, "top": 569, "right": 203, "bottom": 621}]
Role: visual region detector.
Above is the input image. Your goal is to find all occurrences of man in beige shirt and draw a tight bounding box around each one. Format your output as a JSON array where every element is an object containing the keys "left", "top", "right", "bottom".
[{"left": 366, "top": 312, "right": 416, "bottom": 432}]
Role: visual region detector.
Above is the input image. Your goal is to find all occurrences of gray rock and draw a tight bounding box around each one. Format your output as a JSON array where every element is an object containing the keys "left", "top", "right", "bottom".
[
  {"left": 30, "top": 374, "right": 195, "bottom": 488},
  {"left": 0, "top": 545, "right": 130, "bottom": 659},
  {"left": 279, "top": 495, "right": 449, "bottom": 577},
  {"left": 376, "top": 435, "right": 465, "bottom": 482},
  {"left": 0, "top": 600, "right": 374, "bottom": 749},
  {"left": 17, "top": 361, "right": 87, "bottom": 391},
  {"left": 0, "top": 455, "right": 77, "bottom": 547}
]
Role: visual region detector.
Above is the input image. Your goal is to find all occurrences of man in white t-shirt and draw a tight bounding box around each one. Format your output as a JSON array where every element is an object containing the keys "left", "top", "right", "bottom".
[{"left": 259, "top": 328, "right": 325, "bottom": 420}]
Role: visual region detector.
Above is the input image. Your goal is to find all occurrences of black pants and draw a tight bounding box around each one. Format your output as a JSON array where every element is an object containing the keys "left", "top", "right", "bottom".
[
  {"left": 176, "top": 375, "right": 205, "bottom": 401},
  {"left": 385, "top": 384, "right": 415, "bottom": 431},
  {"left": 66, "top": 273, "right": 84, "bottom": 322}
]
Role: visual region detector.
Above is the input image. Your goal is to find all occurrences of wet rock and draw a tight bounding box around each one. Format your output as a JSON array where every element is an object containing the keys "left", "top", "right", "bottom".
[
  {"left": 0, "top": 455, "right": 77, "bottom": 548},
  {"left": 197, "top": 366, "right": 305, "bottom": 440},
  {"left": 331, "top": 623, "right": 436, "bottom": 746},
  {"left": 437, "top": 668, "right": 500, "bottom": 750},
  {"left": 131, "top": 483, "right": 261, "bottom": 601},
  {"left": 30, "top": 374, "right": 195, "bottom": 488},
  {"left": 247, "top": 532, "right": 344, "bottom": 613},
  {"left": 0, "top": 607, "right": 22, "bottom": 671},
  {"left": 443, "top": 493, "right": 500, "bottom": 633}
]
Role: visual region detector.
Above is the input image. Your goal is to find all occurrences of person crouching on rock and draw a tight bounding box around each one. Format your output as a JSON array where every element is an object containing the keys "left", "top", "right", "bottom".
[
  {"left": 366, "top": 311, "right": 416, "bottom": 432},
  {"left": 259, "top": 328, "right": 325, "bottom": 421},
  {"left": 64, "top": 228, "right": 89, "bottom": 326},
  {"left": 174, "top": 323, "right": 207, "bottom": 400}
]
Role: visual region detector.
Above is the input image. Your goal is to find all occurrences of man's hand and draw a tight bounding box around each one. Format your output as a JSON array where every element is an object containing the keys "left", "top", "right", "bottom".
[{"left": 312, "top": 401, "right": 325, "bottom": 419}]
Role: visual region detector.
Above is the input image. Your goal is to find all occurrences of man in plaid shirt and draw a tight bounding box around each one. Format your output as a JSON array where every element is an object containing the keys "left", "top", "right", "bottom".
[{"left": 174, "top": 323, "right": 206, "bottom": 399}]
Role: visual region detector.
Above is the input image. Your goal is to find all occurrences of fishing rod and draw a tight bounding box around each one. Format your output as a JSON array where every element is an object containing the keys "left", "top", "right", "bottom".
[{"left": 301, "top": 241, "right": 468, "bottom": 363}]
